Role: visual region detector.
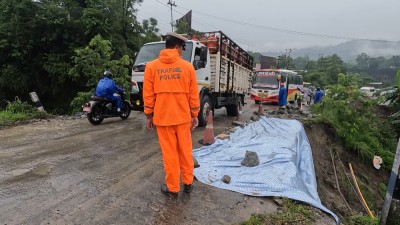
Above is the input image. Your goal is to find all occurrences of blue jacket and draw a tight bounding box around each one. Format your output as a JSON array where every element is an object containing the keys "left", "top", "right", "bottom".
[
  {"left": 95, "top": 77, "right": 123, "bottom": 99},
  {"left": 314, "top": 90, "right": 323, "bottom": 103},
  {"left": 278, "top": 86, "right": 287, "bottom": 106}
]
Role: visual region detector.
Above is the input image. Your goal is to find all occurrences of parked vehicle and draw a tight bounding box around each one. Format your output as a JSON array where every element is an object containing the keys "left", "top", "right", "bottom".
[
  {"left": 130, "top": 31, "right": 254, "bottom": 126},
  {"left": 250, "top": 69, "right": 303, "bottom": 104},
  {"left": 82, "top": 92, "right": 131, "bottom": 125},
  {"left": 359, "top": 86, "right": 376, "bottom": 97}
]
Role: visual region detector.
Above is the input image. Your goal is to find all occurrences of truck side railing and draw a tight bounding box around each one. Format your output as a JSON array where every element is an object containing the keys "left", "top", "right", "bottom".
[
  {"left": 188, "top": 31, "right": 254, "bottom": 94},
  {"left": 188, "top": 31, "right": 254, "bottom": 71}
]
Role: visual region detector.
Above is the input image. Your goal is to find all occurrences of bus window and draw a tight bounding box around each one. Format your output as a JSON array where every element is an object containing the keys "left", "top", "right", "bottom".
[
  {"left": 295, "top": 76, "right": 300, "bottom": 85},
  {"left": 289, "top": 75, "right": 294, "bottom": 84}
]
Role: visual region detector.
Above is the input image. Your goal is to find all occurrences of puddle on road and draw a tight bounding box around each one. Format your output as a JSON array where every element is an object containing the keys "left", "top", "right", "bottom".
[
  {"left": 3, "top": 163, "right": 53, "bottom": 183},
  {"left": 31, "top": 164, "right": 52, "bottom": 176}
]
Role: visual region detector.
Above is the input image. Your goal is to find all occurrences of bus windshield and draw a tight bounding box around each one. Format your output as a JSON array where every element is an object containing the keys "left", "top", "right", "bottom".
[
  {"left": 134, "top": 42, "right": 193, "bottom": 66},
  {"left": 252, "top": 72, "right": 279, "bottom": 89}
]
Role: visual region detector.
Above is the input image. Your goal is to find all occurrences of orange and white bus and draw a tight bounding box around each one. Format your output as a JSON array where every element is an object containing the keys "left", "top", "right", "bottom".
[{"left": 249, "top": 69, "right": 303, "bottom": 104}]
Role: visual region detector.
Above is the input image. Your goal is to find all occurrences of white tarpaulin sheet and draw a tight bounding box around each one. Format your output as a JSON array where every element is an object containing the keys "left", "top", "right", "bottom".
[{"left": 193, "top": 117, "right": 339, "bottom": 224}]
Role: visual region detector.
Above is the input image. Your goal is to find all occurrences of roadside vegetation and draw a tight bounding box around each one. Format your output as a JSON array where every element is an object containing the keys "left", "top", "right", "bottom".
[
  {"left": 0, "top": 98, "right": 49, "bottom": 127},
  {"left": 312, "top": 73, "right": 397, "bottom": 170},
  {"left": 241, "top": 70, "right": 399, "bottom": 224},
  {"left": 241, "top": 198, "right": 315, "bottom": 225},
  {"left": 0, "top": 0, "right": 160, "bottom": 114}
]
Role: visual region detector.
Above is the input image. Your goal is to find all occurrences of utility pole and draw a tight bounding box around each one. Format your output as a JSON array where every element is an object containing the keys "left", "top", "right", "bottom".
[
  {"left": 284, "top": 49, "right": 288, "bottom": 69},
  {"left": 287, "top": 49, "right": 292, "bottom": 69},
  {"left": 167, "top": 0, "right": 177, "bottom": 32}
]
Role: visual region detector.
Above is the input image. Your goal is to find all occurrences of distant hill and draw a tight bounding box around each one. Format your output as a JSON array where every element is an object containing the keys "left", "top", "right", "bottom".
[{"left": 263, "top": 40, "right": 400, "bottom": 62}]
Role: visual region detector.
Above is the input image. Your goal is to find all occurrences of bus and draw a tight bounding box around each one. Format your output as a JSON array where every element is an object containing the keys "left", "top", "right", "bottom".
[{"left": 249, "top": 69, "right": 303, "bottom": 104}]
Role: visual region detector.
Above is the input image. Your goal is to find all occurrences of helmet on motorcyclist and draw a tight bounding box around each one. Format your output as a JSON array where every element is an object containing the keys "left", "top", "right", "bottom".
[{"left": 104, "top": 71, "right": 113, "bottom": 79}]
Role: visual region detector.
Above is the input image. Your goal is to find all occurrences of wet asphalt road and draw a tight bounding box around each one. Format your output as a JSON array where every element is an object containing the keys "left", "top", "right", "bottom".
[
  {"left": 0, "top": 100, "right": 337, "bottom": 225},
  {"left": 0, "top": 100, "right": 285, "bottom": 225}
]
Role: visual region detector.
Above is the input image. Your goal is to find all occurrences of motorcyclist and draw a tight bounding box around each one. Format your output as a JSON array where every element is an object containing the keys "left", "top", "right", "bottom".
[{"left": 95, "top": 71, "right": 124, "bottom": 112}]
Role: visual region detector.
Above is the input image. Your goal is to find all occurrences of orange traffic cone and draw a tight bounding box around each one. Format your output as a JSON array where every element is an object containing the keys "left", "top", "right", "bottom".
[{"left": 200, "top": 110, "right": 215, "bottom": 145}]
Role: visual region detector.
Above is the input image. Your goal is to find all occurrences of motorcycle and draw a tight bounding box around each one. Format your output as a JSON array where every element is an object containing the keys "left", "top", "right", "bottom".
[{"left": 82, "top": 92, "right": 131, "bottom": 125}]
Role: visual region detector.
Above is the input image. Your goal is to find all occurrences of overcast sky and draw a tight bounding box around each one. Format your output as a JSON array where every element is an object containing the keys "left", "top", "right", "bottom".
[{"left": 136, "top": 0, "right": 400, "bottom": 52}]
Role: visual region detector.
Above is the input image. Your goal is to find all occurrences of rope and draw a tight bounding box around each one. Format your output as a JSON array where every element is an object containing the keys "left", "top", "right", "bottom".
[
  {"left": 329, "top": 148, "right": 354, "bottom": 214},
  {"left": 336, "top": 152, "right": 359, "bottom": 200},
  {"left": 349, "top": 163, "right": 375, "bottom": 218}
]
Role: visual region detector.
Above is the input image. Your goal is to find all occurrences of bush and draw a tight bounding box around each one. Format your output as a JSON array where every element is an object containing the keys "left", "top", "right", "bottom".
[
  {"left": 312, "top": 73, "right": 397, "bottom": 170},
  {"left": 0, "top": 98, "right": 49, "bottom": 127},
  {"left": 6, "top": 97, "right": 36, "bottom": 114},
  {"left": 348, "top": 215, "right": 378, "bottom": 225}
]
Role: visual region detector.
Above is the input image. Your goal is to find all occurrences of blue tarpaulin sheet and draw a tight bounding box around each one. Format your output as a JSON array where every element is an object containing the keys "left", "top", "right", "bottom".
[{"left": 193, "top": 117, "right": 339, "bottom": 224}]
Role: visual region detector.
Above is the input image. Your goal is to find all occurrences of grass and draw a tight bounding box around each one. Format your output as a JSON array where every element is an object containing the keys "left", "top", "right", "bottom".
[
  {"left": 310, "top": 73, "right": 397, "bottom": 171},
  {"left": 269, "top": 198, "right": 315, "bottom": 225},
  {"left": 348, "top": 215, "right": 379, "bottom": 225},
  {"left": 0, "top": 98, "right": 49, "bottom": 127},
  {"left": 241, "top": 198, "right": 315, "bottom": 225},
  {"left": 311, "top": 98, "right": 397, "bottom": 171},
  {"left": 241, "top": 214, "right": 267, "bottom": 225}
]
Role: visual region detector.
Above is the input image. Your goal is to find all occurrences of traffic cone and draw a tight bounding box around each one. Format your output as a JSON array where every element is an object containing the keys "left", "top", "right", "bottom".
[{"left": 200, "top": 110, "right": 215, "bottom": 145}]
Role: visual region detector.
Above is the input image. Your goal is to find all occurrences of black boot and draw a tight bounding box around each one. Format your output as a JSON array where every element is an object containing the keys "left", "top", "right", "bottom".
[
  {"left": 161, "top": 184, "right": 178, "bottom": 198},
  {"left": 183, "top": 184, "right": 193, "bottom": 193}
]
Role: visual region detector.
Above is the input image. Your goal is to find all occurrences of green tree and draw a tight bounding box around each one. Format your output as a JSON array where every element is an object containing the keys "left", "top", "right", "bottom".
[
  {"left": 397, "top": 69, "right": 400, "bottom": 87},
  {"left": 324, "top": 54, "right": 346, "bottom": 84},
  {"left": 276, "top": 54, "right": 294, "bottom": 69},
  {"left": 69, "top": 35, "right": 131, "bottom": 111},
  {"left": 303, "top": 54, "right": 346, "bottom": 88},
  {"left": 175, "top": 19, "right": 190, "bottom": 34},
  {"left": 293, "top": 56, "right": 309, "bottom": 71},
  {"left": 0, "top": 0, "right": 158, "bottom": 113},
  {"left": 313, "top": 73, "right": 396, "bottom": 170},
  {"left": 390, "top": 56, "right": 400, "bottom": 68},
  {"left": 140, "top": 18, "right": 160, "bottom": 44},
  {"left": 356, "top": 52, "right": 370, "bottom": 70}
]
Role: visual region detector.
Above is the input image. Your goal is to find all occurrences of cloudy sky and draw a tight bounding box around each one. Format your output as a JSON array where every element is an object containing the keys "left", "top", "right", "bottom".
[{"left": 136, "top": 0, "right": 400, "bottom": 52}]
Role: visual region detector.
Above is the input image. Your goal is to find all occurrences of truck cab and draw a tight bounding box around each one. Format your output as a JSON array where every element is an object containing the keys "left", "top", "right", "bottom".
[
  {"left": 130, "top": 40, "right": 209, "bottom": 111},
  {"left": 131, "top": 31, "right": 254, "bottom": 126}
]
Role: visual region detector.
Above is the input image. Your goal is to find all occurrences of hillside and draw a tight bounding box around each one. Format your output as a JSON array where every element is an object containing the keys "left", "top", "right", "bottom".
[{"left": 263, "top": 40, "right": 400, "bottom": 61}]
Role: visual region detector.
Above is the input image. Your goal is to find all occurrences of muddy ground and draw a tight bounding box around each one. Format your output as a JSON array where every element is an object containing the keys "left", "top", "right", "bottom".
[{"left": 0, "top": 99, "right": 387, "bottom": 225}]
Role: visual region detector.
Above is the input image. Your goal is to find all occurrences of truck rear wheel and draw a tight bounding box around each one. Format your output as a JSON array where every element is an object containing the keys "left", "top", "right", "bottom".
[
  {"left": 226, "top": 97, "right": 242, "bottom": 117},
  {"left": 199, "top": 95, "right": 212, "bottom": 127}
]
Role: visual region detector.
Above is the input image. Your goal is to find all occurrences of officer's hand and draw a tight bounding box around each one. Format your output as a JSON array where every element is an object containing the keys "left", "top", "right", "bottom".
[
  {"left": 191, "top": 117, "right": 198, "bottom": 130},
  {"left": 146, "top": 117, "right": 154, "bottom": 131}
]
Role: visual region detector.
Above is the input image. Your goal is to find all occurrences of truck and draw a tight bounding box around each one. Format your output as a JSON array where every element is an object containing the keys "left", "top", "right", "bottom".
[{"left": 130, "top": 31, "right": 254, "bottom": 127}]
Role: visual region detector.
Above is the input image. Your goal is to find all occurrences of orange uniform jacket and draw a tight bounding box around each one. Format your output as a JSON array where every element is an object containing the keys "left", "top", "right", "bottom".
[{"left": 143, "top": 49, "right": 200, "bottom": 125}]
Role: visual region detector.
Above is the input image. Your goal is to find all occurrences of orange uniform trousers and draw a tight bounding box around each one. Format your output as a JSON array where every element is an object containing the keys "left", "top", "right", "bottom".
[{"left": 156, "top": 122, "right": 194, "bottom": 192}]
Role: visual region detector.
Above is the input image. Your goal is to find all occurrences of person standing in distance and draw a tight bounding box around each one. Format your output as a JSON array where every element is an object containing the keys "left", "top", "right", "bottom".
[
  {"left": 313, "top": 87, "right": 324, "bottom": 104},
  {"left": 278, "top": 82, "right": 287, "bottom": 107},
  {"left": 143, "top": 32, "right": 200, "bottom": 198}
]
